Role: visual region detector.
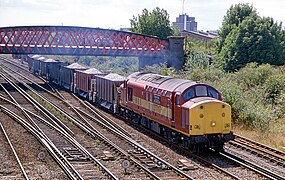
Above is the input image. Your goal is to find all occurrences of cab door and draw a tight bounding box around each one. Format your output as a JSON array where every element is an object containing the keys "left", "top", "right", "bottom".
[{"left": 173, "top": 93, "right": 182, "bottom": 128}]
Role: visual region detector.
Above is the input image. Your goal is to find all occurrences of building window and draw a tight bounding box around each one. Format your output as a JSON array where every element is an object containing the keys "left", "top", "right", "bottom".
[{"left": 128, "top": 87, "right": 133, "bottom": 101}]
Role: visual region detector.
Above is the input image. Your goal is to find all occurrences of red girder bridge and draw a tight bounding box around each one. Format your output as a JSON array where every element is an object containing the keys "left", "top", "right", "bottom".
[{"left": 0, "top": 26, "right": 185, "bottom": 69}]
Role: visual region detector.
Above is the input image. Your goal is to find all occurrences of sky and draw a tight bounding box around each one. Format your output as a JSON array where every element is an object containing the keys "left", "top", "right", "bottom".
[{"left": 0, "top": 0, "right": 284, "bottom": 31}]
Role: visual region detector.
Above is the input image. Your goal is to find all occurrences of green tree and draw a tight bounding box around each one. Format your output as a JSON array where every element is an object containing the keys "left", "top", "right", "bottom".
[
  {"left": 130, "top": 7, "right": 173, "bottom": 39},
  {"left": 216, "top": 3, "right": 285, "bottom": 71},
  {"left": 216, "top": 3, "right": 257, "bottom": 54}
]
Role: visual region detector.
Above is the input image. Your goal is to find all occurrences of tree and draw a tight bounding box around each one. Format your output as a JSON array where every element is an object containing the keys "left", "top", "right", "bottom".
[
  {"left": 216, "top": 3, "right": 285, "bottom": 71},
  {"left": 216, "top": 3, "right": 257, "bottom": 54},
  {"left": 130, "top": 7, "right": 173, "bottom": 39}
]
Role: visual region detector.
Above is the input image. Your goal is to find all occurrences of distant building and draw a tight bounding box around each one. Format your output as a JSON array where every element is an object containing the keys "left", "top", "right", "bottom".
[
  {"left": 173, "top": 14, "right": 197, "bottom": 32},
  {"left": 181, "top": 30, "right": 217, "bottom": 41}
]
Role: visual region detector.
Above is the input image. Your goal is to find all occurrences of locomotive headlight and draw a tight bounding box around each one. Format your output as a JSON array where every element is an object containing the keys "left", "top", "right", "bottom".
[
  {"left": 211, "top": 121, "right": 216, "bottom": 127},
  {"left": 194, "top": 125, "right": 200, "bottom": 129}
]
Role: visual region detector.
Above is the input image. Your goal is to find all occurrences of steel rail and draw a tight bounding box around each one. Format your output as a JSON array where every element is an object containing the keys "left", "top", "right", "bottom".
[
  {"left": 0, "top": 56, "right": 55, "bottom": 92},
  {"left": 0, "top": 95, "right": 118, "bottom": 179},
  {"left": 220, "top": 151, "right": 284, "bottom": 180},
  {"left": 234, "top": 134, "right": 285, "bottom": 157},
  {"left": 76, "top": 107, "right": 195, "bottom": 180},
  {"left": 0, "top": 69, "right": 118, "bottom": 180},
  {"left": 227, "top": 140, "right": 285, "bottom": 167},
  {"left": 0, "top": 72, "right": 84, "bottom": 179},
  {"left": 36, "top": 87, "right": 188, "bottom": 179},
  {"left": 0, "top": 67, "right": 74, "bottom": 135},
  {"left": 0, "top": 121, "right": 29, "bottom": 180},
  {"left": 0, "top": 105, "right": 80, "bottom": 180},
  {"left": 116, "top": 112, "right": 240, "bottom": 179},
  {"left": 30, "top": 89, "right": 159, "bottom": 179}
]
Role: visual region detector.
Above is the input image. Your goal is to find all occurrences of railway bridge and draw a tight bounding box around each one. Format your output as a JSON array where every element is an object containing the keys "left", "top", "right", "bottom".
[{"left": 0, "top": 26, "right": 184, "bottom": 69}]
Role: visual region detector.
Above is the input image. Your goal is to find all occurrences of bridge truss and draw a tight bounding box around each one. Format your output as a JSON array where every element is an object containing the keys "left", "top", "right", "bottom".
[{"left": 0, "top": 26, "right": 169, "bottom": 57}]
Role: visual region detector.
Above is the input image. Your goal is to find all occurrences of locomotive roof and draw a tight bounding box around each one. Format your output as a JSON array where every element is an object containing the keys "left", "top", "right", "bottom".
[{"left": 128, "top": 72, "right": 197, "bottom": 92}]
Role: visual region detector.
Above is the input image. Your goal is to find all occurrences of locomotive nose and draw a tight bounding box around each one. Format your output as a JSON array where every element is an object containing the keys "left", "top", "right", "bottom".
[{"left": 190, "top": 100, "right": 232, "bottom": 135}]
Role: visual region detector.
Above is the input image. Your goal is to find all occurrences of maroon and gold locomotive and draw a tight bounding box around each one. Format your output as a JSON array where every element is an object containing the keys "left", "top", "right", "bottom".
[{"left": 119, "top": 72, "right": 234, "bottom": 152}]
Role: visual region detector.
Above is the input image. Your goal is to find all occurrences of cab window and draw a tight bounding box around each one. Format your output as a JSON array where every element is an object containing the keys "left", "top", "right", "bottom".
[
  {"left": 196, "top": 85, "right": 207, "bottom": 97},
  {"left": 208, "top": 87, "right": 218, "bottom": 99},
  {"left": 183, "top": 87, "right": 195, "bottom": 101},
  {"left": 175, "top": 95, "right": 180, "bottom": 105}
]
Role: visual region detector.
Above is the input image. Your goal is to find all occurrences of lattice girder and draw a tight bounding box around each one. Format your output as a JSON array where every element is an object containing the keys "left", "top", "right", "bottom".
[{"left": 0, "top": 26, "right": 169, "bottom": 57}]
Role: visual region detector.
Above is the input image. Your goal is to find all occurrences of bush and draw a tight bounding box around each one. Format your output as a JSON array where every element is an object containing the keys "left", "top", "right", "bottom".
[
  {"left": 184, "top": 50, "right": 211, "bottom": 71},
  {"left": 142, "top": 63, "right": 176, "bottom": 76},
  {"left": 186, "top": 67, "right": 225, "bottom": 83},
  {"left": 264, "top": 74, "right": 285, "bottom": 104},
  {"left": 235, "top": 63, "right": 277, "bottom": 89}
]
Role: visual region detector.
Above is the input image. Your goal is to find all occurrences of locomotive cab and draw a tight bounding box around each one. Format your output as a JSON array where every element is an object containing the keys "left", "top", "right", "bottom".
[{"left": 179, "top": 84, "right": 235, "bottom": 150}]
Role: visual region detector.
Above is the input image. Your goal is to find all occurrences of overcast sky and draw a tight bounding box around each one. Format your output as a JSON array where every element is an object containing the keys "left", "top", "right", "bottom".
[{"left": 0, "top": 0, "right": 284, "bottom": 31}]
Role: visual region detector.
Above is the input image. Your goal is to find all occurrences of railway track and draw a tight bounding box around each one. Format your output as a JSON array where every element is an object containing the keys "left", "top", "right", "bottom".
[
  {"left": 2, "top": 55, "right": 285, "bottom": 179},
  {"left": 219, "top": 151, "right": 284, "bottom": 180},
  {"left": 33, "top": 79, "right": 195, "bottom": 179},
  {"left": 95, "top": 106, "right": 285, "bottom": 180},
  {"left": 224, "top": 134, "right": 285, "bottom": 179},
  {"left": 0, "top": 120, "right": 28, "bottom": 179},
  {"left": 0, "top": 68, "right": 117, "bottom": 179},
  {"left": 1, "top": 56, "right": 195, "bottom": 179},
  {"left": 0, "top": 103, "right": 68, "bottom": 179},
  {"left": 0, "top": 56, "right": 46, "bottom": 84}
]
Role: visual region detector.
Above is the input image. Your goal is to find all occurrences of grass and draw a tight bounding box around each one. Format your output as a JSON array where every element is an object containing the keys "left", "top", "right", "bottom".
[{"left": 233, "top": 120, "right": 285, "bottom": 152}]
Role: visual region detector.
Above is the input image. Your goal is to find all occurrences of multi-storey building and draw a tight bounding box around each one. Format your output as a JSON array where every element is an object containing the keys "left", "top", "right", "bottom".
[{"left": 173, "top": 14, "right": 197, "bottom": 32}]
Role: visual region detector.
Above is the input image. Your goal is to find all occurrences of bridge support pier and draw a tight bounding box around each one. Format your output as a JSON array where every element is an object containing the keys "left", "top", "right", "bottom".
[
  {"left": 167, "top": 36, "right": 185, "bottom": 70},
  {"left": 138, "top": 36, "right": 185, "bottom": 70}
]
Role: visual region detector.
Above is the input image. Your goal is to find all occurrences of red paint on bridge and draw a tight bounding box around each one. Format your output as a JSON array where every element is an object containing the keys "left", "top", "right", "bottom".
[{"left": 0, "top": 26, "right": 169, "bottom": 57}]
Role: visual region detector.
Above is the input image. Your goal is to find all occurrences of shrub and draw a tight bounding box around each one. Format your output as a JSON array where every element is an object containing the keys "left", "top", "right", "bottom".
[
  {"left": 185, "top": 67, "right": 225, "bottom": 83},
  {"left": 264, "top": 74, "right": 285, "bottom": 104},
  {"left": 142, "top": 63, "right": 176, "bottom": 76},
  {"left": 235, "top": 63, "right": 277, "bottom": 89},
  {"left": 184, "top": 50, "right": 211, "bottom": 71}
]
